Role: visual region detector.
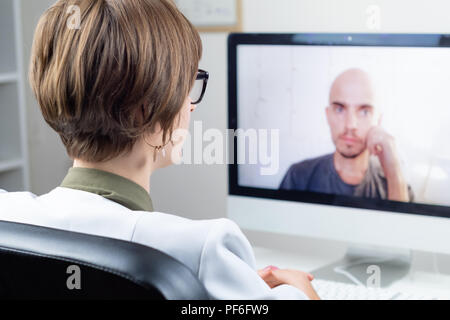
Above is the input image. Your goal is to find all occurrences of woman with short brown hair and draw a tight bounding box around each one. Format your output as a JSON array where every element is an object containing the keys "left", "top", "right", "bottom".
[{"left": 0, "top": 0, "right": 318, "bottom": 300}]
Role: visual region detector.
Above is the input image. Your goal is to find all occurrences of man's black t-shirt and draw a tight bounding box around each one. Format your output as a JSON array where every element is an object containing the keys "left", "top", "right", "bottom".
[{"left": 279, "top": 153, "right": 414, "bottom": 201}]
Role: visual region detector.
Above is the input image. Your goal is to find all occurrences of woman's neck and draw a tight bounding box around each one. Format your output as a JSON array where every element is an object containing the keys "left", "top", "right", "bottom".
[{"left": 73, "top": 140, "right": 156, "bottom": 193}]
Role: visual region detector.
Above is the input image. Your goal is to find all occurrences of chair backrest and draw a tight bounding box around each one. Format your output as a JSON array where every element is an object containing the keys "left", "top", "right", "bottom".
[{"left": 0, "top": 220, "right": 209, "bottom": 300}]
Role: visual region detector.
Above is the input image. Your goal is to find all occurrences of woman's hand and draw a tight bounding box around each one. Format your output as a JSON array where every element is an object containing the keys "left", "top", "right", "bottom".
[{"left": 258, "top": 266, "right": 320, "bottom": 300}]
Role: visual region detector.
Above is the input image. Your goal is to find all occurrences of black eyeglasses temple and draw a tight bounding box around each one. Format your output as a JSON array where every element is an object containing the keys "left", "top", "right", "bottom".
[{"left": 196, "top": 69, "right": 209, "bottom": 80}]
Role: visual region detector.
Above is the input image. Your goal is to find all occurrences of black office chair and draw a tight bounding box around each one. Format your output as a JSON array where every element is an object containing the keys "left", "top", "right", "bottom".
[{"left": 0, "top": 220, "right": 209, "bottom": 300}]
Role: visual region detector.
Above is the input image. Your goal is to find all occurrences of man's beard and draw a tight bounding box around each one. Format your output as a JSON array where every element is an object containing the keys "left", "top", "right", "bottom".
[
  {"left": 338, "top": 149, "right": 366, "bottom": 159},
  {"left": 336, "top": 132, "right": 366, "bottom": 159}
]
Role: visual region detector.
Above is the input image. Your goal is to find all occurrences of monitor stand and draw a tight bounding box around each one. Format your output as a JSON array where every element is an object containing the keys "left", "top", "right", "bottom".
[{"left": 311, "top": 245, "right": 412, "bottom": 288}]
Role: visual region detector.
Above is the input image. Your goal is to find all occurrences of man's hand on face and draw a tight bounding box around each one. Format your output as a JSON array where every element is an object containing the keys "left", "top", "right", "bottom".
[
  {"left": 366, "top": 126, "right": 401, "bottom": 180},
  {"left": 366, "top": 126, "right": 410, "bottom": 202}
]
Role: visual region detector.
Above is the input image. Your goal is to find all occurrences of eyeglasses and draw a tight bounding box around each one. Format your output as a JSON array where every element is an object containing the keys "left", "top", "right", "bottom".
[{"left": 189, "top": 69, "right": 209, "bottom": 105}]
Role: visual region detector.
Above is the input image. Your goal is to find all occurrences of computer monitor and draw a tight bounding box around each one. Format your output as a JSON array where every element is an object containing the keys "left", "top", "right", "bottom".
[{"left": 227, "top": 33, "right": 450, "bottom": 284}]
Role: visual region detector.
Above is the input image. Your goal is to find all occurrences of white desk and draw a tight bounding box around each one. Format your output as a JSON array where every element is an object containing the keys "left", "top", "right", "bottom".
[{"left": 253, "top": 246, "right": 450, "bottom": 299}]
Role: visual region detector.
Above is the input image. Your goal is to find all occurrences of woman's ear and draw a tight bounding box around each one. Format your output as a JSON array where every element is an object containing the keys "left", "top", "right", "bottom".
[{"left": 132, "top": 105, "right": 146, "bottom": 127}]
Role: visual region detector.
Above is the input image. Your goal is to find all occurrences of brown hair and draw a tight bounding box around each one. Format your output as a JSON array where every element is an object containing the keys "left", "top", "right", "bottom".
[{"left": 29, "top": 0, "right": 202, "bottom": 162}]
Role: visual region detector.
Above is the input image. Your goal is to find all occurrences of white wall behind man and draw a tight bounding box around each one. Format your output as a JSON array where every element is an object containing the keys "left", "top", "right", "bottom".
[{"left": 21, "top": 0, "right": 450, "bottom": 268}]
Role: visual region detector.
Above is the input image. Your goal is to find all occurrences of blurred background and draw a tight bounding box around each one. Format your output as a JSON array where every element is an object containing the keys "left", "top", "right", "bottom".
[{"left": 2, "top": 0, "right": 450, "bottom": 268}]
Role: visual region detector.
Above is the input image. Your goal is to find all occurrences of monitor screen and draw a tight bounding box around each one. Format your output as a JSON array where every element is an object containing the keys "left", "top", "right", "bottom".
[{"left": 228, "top": 33, "right": 450, "bottom": 218}]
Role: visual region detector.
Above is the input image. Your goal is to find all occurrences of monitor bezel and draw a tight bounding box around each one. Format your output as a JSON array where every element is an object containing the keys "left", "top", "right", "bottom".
[{"left": 228, "top": 32, "right": 450, "bottom": 219}]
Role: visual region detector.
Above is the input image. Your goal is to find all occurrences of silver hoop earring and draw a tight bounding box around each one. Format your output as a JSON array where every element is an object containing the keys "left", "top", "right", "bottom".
[{"left": 144, "top": 137, "right": 174, "bottom": 162}]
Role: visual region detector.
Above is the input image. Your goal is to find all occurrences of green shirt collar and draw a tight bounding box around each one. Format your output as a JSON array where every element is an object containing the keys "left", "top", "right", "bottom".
[{"left": 60, "top": 167, "right": 154, "bottom": 212}]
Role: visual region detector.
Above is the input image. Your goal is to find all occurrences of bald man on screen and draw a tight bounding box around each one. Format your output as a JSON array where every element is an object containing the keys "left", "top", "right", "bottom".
[{"left": 280, "top": 68, "right": 413, "bottom": 202}]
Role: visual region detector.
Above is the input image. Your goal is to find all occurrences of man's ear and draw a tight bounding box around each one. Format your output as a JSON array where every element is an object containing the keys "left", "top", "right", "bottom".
[
  {"left": 325, "top": 106, "right": 331, "bottom": 125},
  {"left": 378, "top": 113, "right": 383, "bottom": 126}
]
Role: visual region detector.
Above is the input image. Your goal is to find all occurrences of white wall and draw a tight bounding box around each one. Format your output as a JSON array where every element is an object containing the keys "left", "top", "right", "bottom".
[
  {"left": 20, "top": 0, "right": 450, "bottom": 268},
  {"left": 21, "top": 0, "right": 73, "bottom": 196},
  {"left": 243, "top": 0, "right": 450, "bottom": 33},
  {"left": 151, "top": 33, "right": 229, "bottom": 220}
]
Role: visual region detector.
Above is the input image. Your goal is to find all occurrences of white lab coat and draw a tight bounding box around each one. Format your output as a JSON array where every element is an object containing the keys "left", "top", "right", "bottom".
[{"left": 0, "top": 187, "right": 308, "bottom": 300}]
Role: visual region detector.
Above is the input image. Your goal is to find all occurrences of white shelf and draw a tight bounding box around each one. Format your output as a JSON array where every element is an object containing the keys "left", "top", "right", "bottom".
[
  {"left": 0, "top": 0, "right": 29, "bottom": 191},
  {"left": 0, "top": 72, "right": 18, "bottom": 84},
  {"left": 0, "top": 0, "right": 17, "bottom": 74},
  {"left": 0, "top": 158, "right": 23, "bottom": 173}
]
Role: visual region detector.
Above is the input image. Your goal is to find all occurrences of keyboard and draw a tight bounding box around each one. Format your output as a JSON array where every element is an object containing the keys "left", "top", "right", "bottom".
[{"left": 312, "top": 279, "right": 437, "bottom": 300}]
